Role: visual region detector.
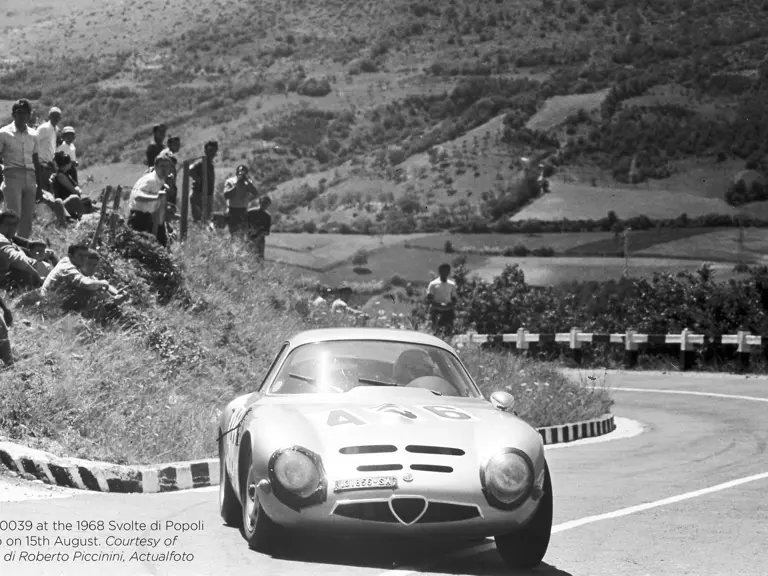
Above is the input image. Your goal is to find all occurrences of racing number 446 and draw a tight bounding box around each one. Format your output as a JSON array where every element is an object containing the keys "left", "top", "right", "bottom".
[{"left": 327, "top": 405, "right": 474, "bottom": 426}]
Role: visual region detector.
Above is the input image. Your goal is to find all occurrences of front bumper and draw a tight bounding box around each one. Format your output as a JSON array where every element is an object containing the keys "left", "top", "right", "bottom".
[{"left": 257, "top": 476, "right": 541, "bottom": 538}]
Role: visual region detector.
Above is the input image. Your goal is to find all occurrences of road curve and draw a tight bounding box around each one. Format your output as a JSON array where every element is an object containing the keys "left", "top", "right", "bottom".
[{"left": 0, "top": 371, "right": 766, "bottom": 576}]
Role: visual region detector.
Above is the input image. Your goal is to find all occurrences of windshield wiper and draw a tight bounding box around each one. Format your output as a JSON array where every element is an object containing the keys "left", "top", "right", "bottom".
[
  {"left": 289, "top": 373, "right": 316, "bottom": 383},
  {"left": 357, "top": 378, "right": 400, "bottom": 387}
]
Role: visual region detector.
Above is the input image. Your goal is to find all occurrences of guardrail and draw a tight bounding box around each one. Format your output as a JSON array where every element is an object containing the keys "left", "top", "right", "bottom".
[{"left": 453, "top": 328, "right": 765, "bottom": 371}]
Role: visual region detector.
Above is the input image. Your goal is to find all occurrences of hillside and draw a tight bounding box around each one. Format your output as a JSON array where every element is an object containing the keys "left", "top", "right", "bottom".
[{"left": 3, "top": 0, "right": 768, "bottom": 233}]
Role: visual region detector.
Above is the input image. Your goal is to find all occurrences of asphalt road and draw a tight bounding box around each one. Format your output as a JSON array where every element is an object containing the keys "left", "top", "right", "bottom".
[{"left": 1, "top": 371, "right": 766, "bottom": 576}]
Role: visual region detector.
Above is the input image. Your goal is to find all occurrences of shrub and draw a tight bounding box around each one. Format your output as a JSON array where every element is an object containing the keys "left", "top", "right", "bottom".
[
  {"left": 352, "top": 249, "right": 369, "bottom": 266},
  {"left": 348, "top": 58, "right": 379, "bottom": 75},
  {"left": 297, "top": 77, "right": 332, "bottom": 97}
]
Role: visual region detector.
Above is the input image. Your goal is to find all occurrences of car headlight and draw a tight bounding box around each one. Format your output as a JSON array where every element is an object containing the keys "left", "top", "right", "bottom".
[
  {"left": 274, "top": 449, "right": 321, "bottom": 497},
  {"left": 268, "top": 446, "right": 327, "bottom": 510},
  {"left": 480, "top": 448, "right": 534, "bottom": 510}
]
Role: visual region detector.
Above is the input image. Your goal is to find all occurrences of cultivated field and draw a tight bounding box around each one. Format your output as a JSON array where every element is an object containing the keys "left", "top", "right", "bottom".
[
  {"left": 471, "top": 256, "right": 743, "bottom": 286},
  {"left": 264, "top": 226, "right": 768, "bottom": 287},
  {"left": 318, "top": 245, "right": 488, "bottom": 286},
  {"left": 512, "top": 181, "right": 742, "bottom": 222},
  {"left": 525, "top": 89, "right": 609, "bottom": 131},
  {"left": 405, "top": 232, "right": 616, "bottom": 252},
  {"left": 635, "top": 228, "right": 768, "bottom": 264}
]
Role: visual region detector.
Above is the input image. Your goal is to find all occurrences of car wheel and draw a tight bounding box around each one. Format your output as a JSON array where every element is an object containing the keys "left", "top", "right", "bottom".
[
  {"left": 240, "top": 456, "right": 282, "bottom": 553},
  {"left": 494, "top": 461, "right": 553, "bottom": 570},
  {"left": 219, "top": 438, "right": 242, "bottom": 527}
]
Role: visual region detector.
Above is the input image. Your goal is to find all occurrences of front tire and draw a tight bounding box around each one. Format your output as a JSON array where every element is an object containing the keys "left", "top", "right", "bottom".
[
  {"left": 494, "top": 461, "right": 553, "bottom": 570},
  {"left": 219, "top": 438, "right": 242, "bottom": 527},
  {"left": 240, "top": 455, "right": 282, "bottom": 553}
]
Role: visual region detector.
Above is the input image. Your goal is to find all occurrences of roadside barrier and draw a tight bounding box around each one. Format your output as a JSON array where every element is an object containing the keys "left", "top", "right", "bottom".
[{"left": 454, "top": 328, "right": 765, "bottom": 371}]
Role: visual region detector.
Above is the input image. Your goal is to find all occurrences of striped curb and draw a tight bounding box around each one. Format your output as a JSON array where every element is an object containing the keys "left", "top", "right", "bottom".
[
  {"left": 0, "top": 441, "right": 218, "bottom": 495},
  {"left": 537, "top": 413, "right": 615, "bottom": 445},
  {"left": 0, "top": 414, "right": 615, "bottom": 493}
]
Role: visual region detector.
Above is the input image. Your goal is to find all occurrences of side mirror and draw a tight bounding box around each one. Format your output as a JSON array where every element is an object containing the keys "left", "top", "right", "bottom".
[{"left": 490, "top": 390, "right": 515, "bottom": 412}]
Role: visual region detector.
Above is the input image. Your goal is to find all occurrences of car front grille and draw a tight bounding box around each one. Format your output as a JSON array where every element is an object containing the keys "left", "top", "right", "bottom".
[{"left": 333, "top": 500, "right": 481, "bottom": 524}]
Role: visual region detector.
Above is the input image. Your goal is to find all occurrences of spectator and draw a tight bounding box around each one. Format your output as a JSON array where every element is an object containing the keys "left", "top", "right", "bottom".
[
  {"left": 35, "top": 107, "right": 62, "bottom": 191},
  {"left": 146, "top": 124, "right": 167, "bottom": 168},
  {"left": 222, "top": 165, "right": 259, "bottom": 236},
  {"left": 41, "top": 244, "right": 113, "bottom": 314},
  {"left": 0, "top": 210, "right": 43, "bottom": 292},
  {"left": 127, "top": 149, "right": 175, "bottom": 246},
  {"left": 247, "top": 195, "right": 272, "bottom": 260},
  {"left": 189, "top": 140, "right": 218, "bottom": 222},
  {"left": 0, "top": 99, "right": 44, "bottom": 238},
  {"left": 166, "top": 135, "right": 181, "bottom": 155},
  {"left": 56, "top": 126, "right": 79, "bottom": 184},
  {"left": 9, "top": 238, "right": 56, "bottom": 281},
  {"left": 426, "top": 263, "right": 457, "bottom": 337},
  {"left": 81, "top": 249, "right": 126, "bottom": 302},
  {"left": 10, "top": 234, "right": 58, "bottom": 267},
  {"left": 50, "top": 151, "right": 90, "bottom": 220}
]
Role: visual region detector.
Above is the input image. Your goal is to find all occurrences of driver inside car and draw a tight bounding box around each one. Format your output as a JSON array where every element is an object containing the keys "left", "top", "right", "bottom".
[{"left": 393, "top": 349, "right": 438, "bottom": 385}]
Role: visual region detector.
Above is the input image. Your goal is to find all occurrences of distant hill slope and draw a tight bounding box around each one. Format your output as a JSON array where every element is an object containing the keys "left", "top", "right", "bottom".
[{"left": 3, "top": 0, "right": 768, "bottom": 233}]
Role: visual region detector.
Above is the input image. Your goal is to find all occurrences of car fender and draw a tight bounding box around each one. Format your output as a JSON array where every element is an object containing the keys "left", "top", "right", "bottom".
[{"left": 234, "top": 404, "right": 326, "bottom": 498}]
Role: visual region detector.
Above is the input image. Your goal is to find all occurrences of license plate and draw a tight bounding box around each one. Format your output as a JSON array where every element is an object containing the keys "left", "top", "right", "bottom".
[{"left": 333, "top": 476, "right": 398, "bottom": 492}]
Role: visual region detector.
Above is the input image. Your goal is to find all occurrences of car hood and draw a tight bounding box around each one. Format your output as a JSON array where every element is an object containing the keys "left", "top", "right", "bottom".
[{"left": 248, "top": 386, "right": 544, "bottom": 462}]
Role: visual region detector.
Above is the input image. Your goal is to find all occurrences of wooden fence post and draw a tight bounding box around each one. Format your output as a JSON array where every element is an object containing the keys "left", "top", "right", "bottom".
[
  {"left": 90, "top": 186, "right": 112, "bottom": 248},
  {"left": 736, "top": 330, "right": 750, "bottom": 372},
  {"left": 624, "top": 328, "right": 638, "bottom": 368},
  {"left": 516, "top": 327, "right": 529, "bottom": 356},
  {"left": 180, "top": 161, "right": 190, "bottom": 241},
  {"left": 679, "top": 328, "right": 694, "bottom": 371},
  {"left": 110, "top": 185, "right": 122, "bottom": 240},
  {"left": 569, "top": 327, "right": 582, "bottom": 365}
]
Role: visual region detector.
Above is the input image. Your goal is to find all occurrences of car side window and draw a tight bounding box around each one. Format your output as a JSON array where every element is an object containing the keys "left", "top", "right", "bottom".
[{"left": 257, "top": 342, "right": 290, "bottom": 392}]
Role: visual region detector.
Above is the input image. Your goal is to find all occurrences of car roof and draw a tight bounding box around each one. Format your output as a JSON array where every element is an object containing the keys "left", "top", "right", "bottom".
[{"left": 286, "top": 327, "right": 456, "bottom": 351}]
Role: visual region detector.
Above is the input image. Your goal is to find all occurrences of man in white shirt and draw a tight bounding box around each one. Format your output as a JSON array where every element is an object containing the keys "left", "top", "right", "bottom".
[
  {"left": 56, "top": 126, "right": 78, "bottom": 183},
  {"left": 0, "top": 99, "right": 45, "bottom": 238},
  {"left": 127, "top": 149, "right": 175, "bottom": 246},
  {"left": 426, "top": 263, "right": 458, "bottom": 337},
  {"left": 35, "top": 106, "right": 62, "bottom": 191}
]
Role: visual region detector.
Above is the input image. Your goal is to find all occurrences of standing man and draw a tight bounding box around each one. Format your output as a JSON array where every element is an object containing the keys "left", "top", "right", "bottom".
[
  {"left": 56, "top": 126, "right": 79, "bottom": 184},
  {"left": 248, "top": 196, "right": 272, "bottom": 259},
  {"left": 189, "top": 140, "right": 218, "bottom": 223},
  {"left": 127, "top": 149, "right": 175, "bottom": 246},
  {"left": 223, "top": 165, "right": 259, "bottom": 237},
  {"left": 146, "top": 123, "right": 167, "bottom": 168},
  {"left": 35, "top": 107, "right": 62, "bottom": 191},
  {"left": 426, "top": 263, "right": 458, "bottom": 337},
  {"left": 0, "top": 99, "right": 44, "bottom": 239}
]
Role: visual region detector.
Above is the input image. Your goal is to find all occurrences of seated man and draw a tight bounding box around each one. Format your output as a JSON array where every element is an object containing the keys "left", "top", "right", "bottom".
[
  {"left": 26, "top": 241, "right": 55, "bottom": 279},
  {"left": 40, "top": 243, "right": 113, "bottom": 313},
  {"left": 0, "top": 210, "right": 43, "bottom": 292},
  {"left": 81, "top": 249, "right": 127, "bottom": 303}
]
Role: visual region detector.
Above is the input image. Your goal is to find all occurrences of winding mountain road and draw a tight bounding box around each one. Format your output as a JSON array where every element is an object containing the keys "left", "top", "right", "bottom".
[{"left": 1, "top": 371, "right": 766, "bottom": 576}]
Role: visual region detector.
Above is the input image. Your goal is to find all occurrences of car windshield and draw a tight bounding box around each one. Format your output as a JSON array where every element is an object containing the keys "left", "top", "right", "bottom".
[{"left": 268, "top": 340, "right": 479, "bottom": 398}]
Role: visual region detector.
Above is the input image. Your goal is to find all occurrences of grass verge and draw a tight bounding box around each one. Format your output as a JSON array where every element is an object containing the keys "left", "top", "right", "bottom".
[{"left": 0, "top": 224, "right": 613, "bottom": 466}]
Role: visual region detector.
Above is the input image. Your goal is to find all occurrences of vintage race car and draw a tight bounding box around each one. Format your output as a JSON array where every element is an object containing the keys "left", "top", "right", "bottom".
[{"left": 218, "top": 327, "right": 553, "bottom": 569}]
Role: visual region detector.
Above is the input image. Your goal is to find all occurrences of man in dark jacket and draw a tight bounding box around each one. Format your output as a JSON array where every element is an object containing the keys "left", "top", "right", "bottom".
[
  {"left": 146, "top": 123, "right": 167, "bottom": 168},
  {"left": 189, "top": 140, "right": 218, "bottom": 222}
]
